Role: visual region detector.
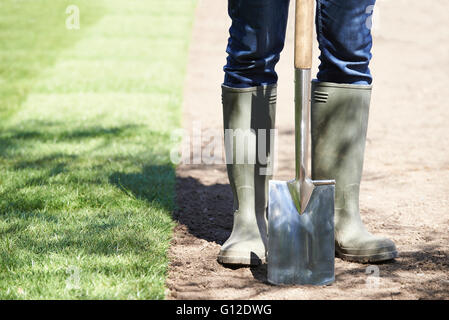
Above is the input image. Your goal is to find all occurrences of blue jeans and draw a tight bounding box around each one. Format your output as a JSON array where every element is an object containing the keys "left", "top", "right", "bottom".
[{"left": 224, "top": 0, "right": 376, "bottom": 88}]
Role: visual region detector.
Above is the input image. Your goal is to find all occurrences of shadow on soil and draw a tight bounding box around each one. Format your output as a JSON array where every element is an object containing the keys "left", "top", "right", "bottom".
[{"left": 173, "top": 175, "right": 233, "bottom": 245}]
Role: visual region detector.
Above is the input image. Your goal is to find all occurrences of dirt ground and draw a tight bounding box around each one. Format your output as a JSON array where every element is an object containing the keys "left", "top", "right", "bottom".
[{"left": 166, "top": 0, "right": 449, "bottom": 299}]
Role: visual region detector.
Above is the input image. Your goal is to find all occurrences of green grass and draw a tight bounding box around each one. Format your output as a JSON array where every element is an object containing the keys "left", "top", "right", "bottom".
[{"left": 0, "top": 0, "right": 196, "bottom": 299}]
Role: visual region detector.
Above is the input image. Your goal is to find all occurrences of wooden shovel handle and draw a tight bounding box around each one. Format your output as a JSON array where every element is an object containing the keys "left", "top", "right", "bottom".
[{"left": 295, "top": 0, "right": 314, "bottom": 69}]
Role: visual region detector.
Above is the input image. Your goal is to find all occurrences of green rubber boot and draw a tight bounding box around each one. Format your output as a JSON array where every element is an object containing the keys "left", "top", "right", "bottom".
[
  {"left": 311, "top": 81, "right": 398, "bottom": 263},
  {"left": 218, "top": 84, "right": 276, "bottom": 265}
]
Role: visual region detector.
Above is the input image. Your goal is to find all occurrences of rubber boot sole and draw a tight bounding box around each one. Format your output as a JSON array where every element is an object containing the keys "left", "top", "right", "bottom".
[
  {"left": 217, "top": 251, "right": 265, "bottom": 266},
  {"left": 335, "top": 245, "right": 398, "bottom": 263}
]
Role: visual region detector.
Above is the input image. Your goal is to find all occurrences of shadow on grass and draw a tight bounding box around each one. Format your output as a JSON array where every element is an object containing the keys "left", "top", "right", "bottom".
[
  {"left": 0, "top": 121, "right": 178, "bottom": 296},
  {"left": 109, "top": 164, "right": 176, "bottom": 212},
  {"left": 0, "top": 120, "right": 172, "bottom": 213},
  {"left": 0, "top": 121, "right": 145, "bottom": 156}
]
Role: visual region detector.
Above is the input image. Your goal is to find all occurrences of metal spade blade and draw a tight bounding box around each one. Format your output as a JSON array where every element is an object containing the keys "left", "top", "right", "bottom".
[{"left": 267, "top": 5, "right": 336, "bottom": 286}]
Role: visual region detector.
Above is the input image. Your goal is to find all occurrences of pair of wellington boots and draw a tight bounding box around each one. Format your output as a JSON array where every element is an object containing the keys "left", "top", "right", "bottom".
[{"left": 218, "top": 82, "right": 398, "bottom": 266}]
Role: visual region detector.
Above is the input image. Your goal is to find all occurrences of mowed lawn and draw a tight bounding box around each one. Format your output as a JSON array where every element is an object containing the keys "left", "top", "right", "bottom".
[{"left": 0, "top": 0, "right": 196, "bottom": 299}]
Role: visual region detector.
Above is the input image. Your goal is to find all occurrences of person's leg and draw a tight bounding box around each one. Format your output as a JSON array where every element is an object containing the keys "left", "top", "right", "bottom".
[
  {"left": 315, "top": 0, "right": 374, "bottom": 84},
  {"left": 223, "top": 0, "right": 290, "bottom": 88},
  {"left": 312, "top": 0, "right": 397, "bottom": 263},
  {"left": 219, "top": 0, "right": 289, "bottom": 265}
]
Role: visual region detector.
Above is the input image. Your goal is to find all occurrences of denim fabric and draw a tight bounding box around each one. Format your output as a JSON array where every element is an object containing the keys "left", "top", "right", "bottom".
[{"left": 223, "top": 0, "right": 376, "bottom": 88}]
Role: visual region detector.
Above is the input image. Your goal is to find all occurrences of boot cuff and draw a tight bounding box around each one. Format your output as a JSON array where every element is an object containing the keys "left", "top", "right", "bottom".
[{"left": 312, "top": 80, "right": 372, "bottom": 90}]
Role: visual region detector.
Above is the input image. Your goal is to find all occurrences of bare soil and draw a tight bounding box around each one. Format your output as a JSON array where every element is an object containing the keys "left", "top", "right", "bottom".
[{"left": 166, "top": 0, "right": 449, "bottom": 299}]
